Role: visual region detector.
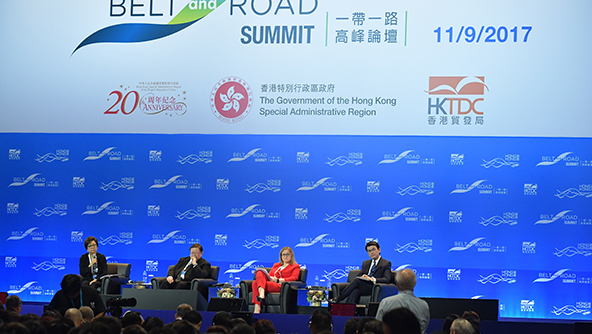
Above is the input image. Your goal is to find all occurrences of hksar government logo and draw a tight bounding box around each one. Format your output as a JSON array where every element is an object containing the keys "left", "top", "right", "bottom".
[{"left": 210, "top": 77, "right": 253, "bottom": 123}]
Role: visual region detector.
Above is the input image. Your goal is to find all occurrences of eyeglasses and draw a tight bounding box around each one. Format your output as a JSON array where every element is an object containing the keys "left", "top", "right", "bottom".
[
  {"left": 281, "top": 253, "right": 291, "bottom": 256},
  {"left": 87, "top": 244, "right": 97, "bottom": 248}
]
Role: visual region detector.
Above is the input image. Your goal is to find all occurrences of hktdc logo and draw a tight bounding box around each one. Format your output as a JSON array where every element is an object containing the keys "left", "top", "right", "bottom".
[
  {"left": 426, "top": 76, "right": 488, "bottom": 126},
  {"left": 210, "top": 77, "right": 253, "bottom": 123}
]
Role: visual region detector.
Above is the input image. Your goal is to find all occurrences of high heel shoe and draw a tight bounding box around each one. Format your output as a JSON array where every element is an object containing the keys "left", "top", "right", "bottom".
[{"left": 256, "top": 296, "right": 265, "bottom": 303}]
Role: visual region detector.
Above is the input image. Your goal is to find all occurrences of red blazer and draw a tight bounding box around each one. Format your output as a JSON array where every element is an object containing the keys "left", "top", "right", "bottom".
[{"left": 269, "top": 262, "right": 301, "bottom": 281}]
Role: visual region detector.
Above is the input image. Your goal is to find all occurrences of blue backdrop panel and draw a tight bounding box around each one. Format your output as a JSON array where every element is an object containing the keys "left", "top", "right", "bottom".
[{"left": 1, "top": 133, "right": 591, "bottom": 320}]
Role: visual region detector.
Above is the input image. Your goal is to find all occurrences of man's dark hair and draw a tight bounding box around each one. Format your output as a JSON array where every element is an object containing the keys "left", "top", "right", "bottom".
[
  {"left": 230, "top": 323, "right": 255, "bottom": 334},
  {"left": 211, "top": 311, "right": 232, "bottom": 329},
  {"left": 142, "top": 316, "right": 164, "bottom": 332},
  {"left": 182, "top": 311, "right": 202, "bottom": 327},
  {"left": 442, "top": 314, "right": 460, "bottom": 333},
  {"left": 461, "top": 311, "right": 480, "bottom": 333},
  {"left": 252, "top": 319, "right": 275, "bottom": 334},
  {"left": 147, "top": 327, "right": 177, "bottom": 334},
  {"left": 92, "top": 316, "right": 123, "bottom": 334},
  {"left": 189, "top": 243, "right": 203, "bottom": 252},
  {"left": 123, "top": 325, "right": 148, "bottom": 334},
  {"left": 357, "top": 318, "right": 374, "bottom": 334},
  {"left": 21, "top": 319, "right": 48, "bottom": 334},
  {"left": 309, "top": 310, "right": 332, "bottom": 332},
  {"left": 206, "top": 325, "right": 229, "bottom": 334},
  {"left": 60, "top": 274, "right": 82, "bottom": 295},
  {"left": 176, "top": 304, "right": 193, "bottom": 319},
  {"left": 5, "top": 296, "right": 22, "bottom": 311},
  {"left": 0, "top": 322, "right": 29, "bottom": 334},
  {"left": 365, "top": 241, "right": 380, "bottom": 251},
  {"left": 381, "top": 308, "right": 420, "bottom": 334},
  {"left": 362, "top": 320, "right": 383, "bottom": 334},
  {"left": 47, "top": 317, "right": 74, "bottom": 334},
  {"left": 171, "top": 320, "right": 198, "bottom": 334},
  {"left": 122, "top": 311, "right": 143, "bottom": 328},
  {"left": 344, "top": 317, "right": 360, "bottom": 334}
]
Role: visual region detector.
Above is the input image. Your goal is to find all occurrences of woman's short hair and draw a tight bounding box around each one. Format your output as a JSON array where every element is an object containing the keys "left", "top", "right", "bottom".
[{"left": 84, "top": 236, "right": 98, "bottom": 249}]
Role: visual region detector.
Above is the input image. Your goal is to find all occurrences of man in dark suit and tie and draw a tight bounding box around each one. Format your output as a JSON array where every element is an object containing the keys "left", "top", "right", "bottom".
[
  {"left": 331, "top": 241, "right": 392, "bottom": 304},
  {"left": 160, "top": 243, "right": 211, "bottom": 289}
]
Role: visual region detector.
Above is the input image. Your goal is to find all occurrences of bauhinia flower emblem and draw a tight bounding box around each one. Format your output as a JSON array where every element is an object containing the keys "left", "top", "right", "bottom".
[{"left": 219, "top": 86, "right": 244, "bottom": 112}]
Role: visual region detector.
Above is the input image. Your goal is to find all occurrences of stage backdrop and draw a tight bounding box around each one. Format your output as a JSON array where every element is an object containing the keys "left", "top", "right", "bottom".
[{"left": 1, "top": 0, "right": 591, "bottom": 321}]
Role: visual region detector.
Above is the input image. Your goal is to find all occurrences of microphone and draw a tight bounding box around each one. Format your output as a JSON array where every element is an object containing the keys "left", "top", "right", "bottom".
[{"left": 92, "top": 254, "right": 98, "bottom": 274}]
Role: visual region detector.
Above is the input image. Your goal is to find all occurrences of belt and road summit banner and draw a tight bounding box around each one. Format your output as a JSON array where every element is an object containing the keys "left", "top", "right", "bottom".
[{"left": 1, "top": 0, "right": 591, "bottom": 320}]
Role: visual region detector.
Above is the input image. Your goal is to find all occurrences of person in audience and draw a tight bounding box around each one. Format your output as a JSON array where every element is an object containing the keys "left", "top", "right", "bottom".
[
  {"left": 21, "top": 318, "right": 47, "bottom": 334},
  {"left": 206, "top": 325, "right": 229, "bottom": 334},
  {"left": 79, "top": 306, "right": 94, "bottom": 324},
  {"left": 122, "top": 311, "right": 144, "bottom": 328},
  {"left": 172, "top": 320, "right": 199, "bottom": 334},
  {"left": 309, "top": 309, "right": 332, "bottom": 334},
  {"left": 65, "top": 308, "right": 84, "bottom": 327},
  {"left": 449, "top": 319, "right": 474, "bottom": 334},
  {"left": 5, "top": 295, "right": 22, "bottom": 315},
  {"left": 357, "top": 318, "right": 375, "bottom": 334},
  {"left": 252, "top": 319, "right": 275, "bottom": 334},
  {"left": 381, "top": 308, "right": 421, "bottom": 334},
  {"left": 48, "top": 274, "right": 106, "bottom": 316},
  {"left": 79, "top": 236, "right": 108, "bottom": 290},
  {"left": 362, "top": 320, "right": 383, "bottom": 334},
  {"left": 0, "top": 310, "right": 15, "bottom": 324},
  {"left": 93, "top": 316, "right": 124, "bottom": 334},
  {"left": 178, "top": 304, "right": 194, "bottom": 317},
  {"left": 331, "top": 241, "right": 391, "bottom": 305},
  {"left": 252, "top": 246, "right": 300, "bottom": 313},
  {"left": 1, "top": 322, "right": 29, "bottom": 334},
  {"left": 123, "top": 324, "right": 148, "bottom": 334},
  {"left": 231, "top": 323, "right": 255, "bottom": 334},
  {"left": 228, "top": 318, "right": 247, "bottom": 328},
  {"left": 165, "top": 303, "right": 193, "bottom": 326},
  {"left": 142, "top": 316, "right": 165, "bottom": 333},
  {"left": 160, "top": 244, "right": 211, "bottom": 289},
  {"left": 460, "top": 311, "right": 480, "bottom": 334},
  {"left": 211, "top": 311, "right": 232, "bottom": 329},
  {"left": 4, "top": 296, "right": 22, "bottom": 322},
  {"left": 183, "top": 311, "right": 203, "bottom": 333},
  {"left": 375, "top": 269, "right": 429, "bottom": 334},
  {"left": 47, "top": 317, "right": 75, "bottom": 334},
  {"left": 343, "top": 317, "right": 359, "bottom": 334},
  {"left": 433, "top": 314, "right": 459, "bottom": 334}
]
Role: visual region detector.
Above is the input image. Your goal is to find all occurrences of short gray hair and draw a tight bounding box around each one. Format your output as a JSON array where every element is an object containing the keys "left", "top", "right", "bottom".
[{"left": 450, "top": 318, "right": 474, "bottom": 334}]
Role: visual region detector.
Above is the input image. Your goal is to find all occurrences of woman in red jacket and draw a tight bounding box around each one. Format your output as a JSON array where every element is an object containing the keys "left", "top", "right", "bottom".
[{"left": 252, "top": 246, "right": 300, "bottom": 313}]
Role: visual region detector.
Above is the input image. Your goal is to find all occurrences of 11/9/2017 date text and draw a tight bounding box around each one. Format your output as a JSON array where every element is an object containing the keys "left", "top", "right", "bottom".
[{"left": 434, "top": 26, "right": 532, "bottom": 43}]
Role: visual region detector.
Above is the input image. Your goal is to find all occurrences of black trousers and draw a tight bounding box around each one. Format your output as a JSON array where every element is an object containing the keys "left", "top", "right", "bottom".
[
  {"left": 159, "top": 280, "right": 191, "bottom": 289},
  {"left": 338, "top": 278, "right": 373, "bottom": 304}
]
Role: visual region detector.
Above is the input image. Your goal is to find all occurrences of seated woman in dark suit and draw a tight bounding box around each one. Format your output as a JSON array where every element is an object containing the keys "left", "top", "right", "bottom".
[
  {"left": 252, "top": 246, "right": 300, "bottom": 313},
  {"left": 79, "top": 236, "right": 107, "bottom": 290}
]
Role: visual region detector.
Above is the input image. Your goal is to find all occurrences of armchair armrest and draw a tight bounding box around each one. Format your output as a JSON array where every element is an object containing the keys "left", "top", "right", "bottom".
[
  {"left": 239, "top": 280, "right": 254, "bottom": 302},
  {"left": 375, "top": 284, "right": 398, "bottom": 301},
  {"left": 151, "top": 277, "right": 167, "bottom": 289},
  {"left": 191, "top": 278, "right": 218, "bottom": 289},
  {"left": 279, "top": 281, "right": 303, "bottom": 314},
  {"left": 331, "top": 282, "right": 349, "bottom": 300}
]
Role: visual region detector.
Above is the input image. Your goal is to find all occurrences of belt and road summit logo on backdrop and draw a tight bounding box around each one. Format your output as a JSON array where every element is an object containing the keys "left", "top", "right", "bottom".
[{"left": 210, "top": 77, "right": 253, "bottom": 123}]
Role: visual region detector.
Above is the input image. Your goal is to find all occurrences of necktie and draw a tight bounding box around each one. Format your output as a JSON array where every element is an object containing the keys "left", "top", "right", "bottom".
[{"left": 369, "top": 260, "right": 377, "bottom": 276}]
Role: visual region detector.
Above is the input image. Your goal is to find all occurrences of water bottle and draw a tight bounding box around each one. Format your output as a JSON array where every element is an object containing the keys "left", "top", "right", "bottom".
[
  {"left": 314, "top": 275, "right": 319, "bottom": 287},
  {"left": 327, "top": 276, "right": 332, "bottom": 290},
  {"left": 229, "top": 273, "right": 234, "bottom": 287},
  {"left": 142, "top": 270, "right": 147, "bottom": 283}
]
